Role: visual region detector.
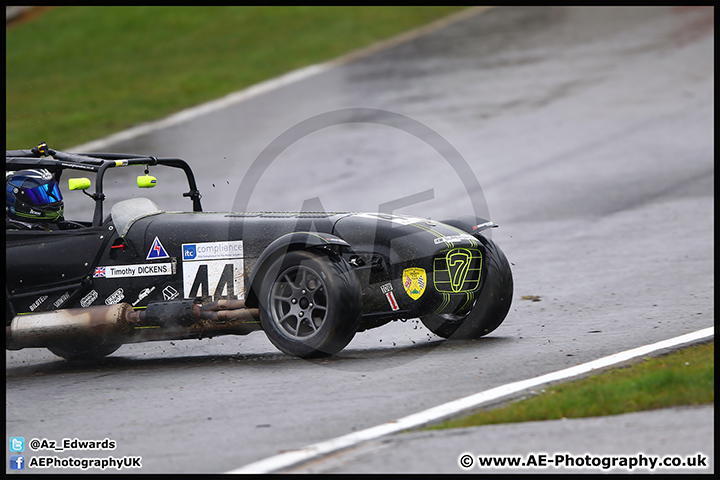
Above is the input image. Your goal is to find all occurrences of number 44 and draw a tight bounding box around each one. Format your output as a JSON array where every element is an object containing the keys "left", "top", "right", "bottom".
[{"left": 183, "top": 260, "right": 244, "bottom": 301}]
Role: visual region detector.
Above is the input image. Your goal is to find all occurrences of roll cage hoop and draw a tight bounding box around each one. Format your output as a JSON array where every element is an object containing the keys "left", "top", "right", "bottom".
[{"left": 6, "top": 144, "right": 203, "bottom": 227}]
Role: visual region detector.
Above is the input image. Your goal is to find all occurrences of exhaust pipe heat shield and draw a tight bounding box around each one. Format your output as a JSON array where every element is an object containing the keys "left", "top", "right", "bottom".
[
  {"left": 6, "top": 301, "right": 262, "bottom": 351},
  {"left": 7, "top": 303, "right": 134, "bottom": 350}
]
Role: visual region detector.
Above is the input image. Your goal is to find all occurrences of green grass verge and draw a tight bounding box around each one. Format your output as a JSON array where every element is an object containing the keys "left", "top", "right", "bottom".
[
  {"left": 428, "top": 341, "right": 714, "bottom": 430},
  {"left": 6, "top": 6, "right": 466, "bottom": 149}
]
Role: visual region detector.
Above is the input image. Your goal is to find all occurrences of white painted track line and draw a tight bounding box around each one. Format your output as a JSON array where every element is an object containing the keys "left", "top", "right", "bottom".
[{"left": 227, "top": 327, "right": 714, "bottom": 474}]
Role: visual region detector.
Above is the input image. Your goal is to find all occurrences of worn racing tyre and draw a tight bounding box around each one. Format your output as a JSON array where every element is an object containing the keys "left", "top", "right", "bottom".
[
  {"left": 47, "top": 342, "right": 121, "bottom": 361},
  {"left": 421, "top": 236, "right": 513, "bottom": 339},
  {"left": 258, "top": 250, "right": 362, "bottom": 358}
]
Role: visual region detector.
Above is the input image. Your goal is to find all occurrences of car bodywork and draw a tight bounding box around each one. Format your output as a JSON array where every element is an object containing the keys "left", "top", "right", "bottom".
[{"left": 6, "top": 145, "right": 513, "bottom": 359}]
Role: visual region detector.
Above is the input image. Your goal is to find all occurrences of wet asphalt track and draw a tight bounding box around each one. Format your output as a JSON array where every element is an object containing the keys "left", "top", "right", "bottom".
[{"left": 6, "top": 6, "right": 714, "bottom": 474}]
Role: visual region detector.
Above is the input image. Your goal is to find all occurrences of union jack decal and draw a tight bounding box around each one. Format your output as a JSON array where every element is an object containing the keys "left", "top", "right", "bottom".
[{"left": 93, "top": 267, "right": 106, "bottom": 277}]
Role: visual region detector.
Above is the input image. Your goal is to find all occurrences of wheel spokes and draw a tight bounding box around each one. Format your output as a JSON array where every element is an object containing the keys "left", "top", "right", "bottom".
[{"left": 270, "top": 265, "right": 328, "bottom": 339}]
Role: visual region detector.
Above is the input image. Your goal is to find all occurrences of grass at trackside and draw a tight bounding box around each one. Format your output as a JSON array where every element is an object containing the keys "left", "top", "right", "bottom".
[
  {"left": 428, "top": 341, "right": 714, "bottom": 430},
  {"left": 6, "top": 6, "right": 466, "bottom": 149}
]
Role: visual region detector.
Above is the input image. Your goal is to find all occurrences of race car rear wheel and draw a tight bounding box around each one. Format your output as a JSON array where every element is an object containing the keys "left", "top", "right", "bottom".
[
  {"left": 259, "top": 250, "right": 362, "bottom": 358},
  {"left": 47, "top": 342, "right": 121, "bottom": 361},
  {"left": 421, "top": 236, "right": 513, "bottom": 339}
]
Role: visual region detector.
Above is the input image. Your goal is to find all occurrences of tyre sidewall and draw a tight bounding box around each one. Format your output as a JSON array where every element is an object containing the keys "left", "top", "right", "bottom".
[
  {"left": 259, "top": 249, "right": 362, "bottom": 358},
  {"left": 47, "top": 342, "right": 121, "bottom": 361},
  {"left": 422, "top": 236, "right": 513, "bottom": 339}
]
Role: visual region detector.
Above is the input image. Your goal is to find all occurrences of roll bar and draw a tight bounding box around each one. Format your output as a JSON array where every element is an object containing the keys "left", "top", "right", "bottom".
[{"left": 5, "top": 143, "right": 203, "bottom": 226}]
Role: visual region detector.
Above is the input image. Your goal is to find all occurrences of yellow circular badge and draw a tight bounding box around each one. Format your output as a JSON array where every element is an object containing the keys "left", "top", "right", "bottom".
[{"left": 402, "top": 267, "right": 427, "bottom": 300}]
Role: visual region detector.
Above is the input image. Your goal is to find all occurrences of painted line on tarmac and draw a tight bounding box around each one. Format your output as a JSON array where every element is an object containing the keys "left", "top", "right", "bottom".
[
  {"left": 68, "top": 64, "right": 330, "bottom": 153},
  {"left": 68, "top": 7, "right": 491, "bottom": 153},
  {"left": 227, "top": 326, "right": 714, "bottom": 474}
]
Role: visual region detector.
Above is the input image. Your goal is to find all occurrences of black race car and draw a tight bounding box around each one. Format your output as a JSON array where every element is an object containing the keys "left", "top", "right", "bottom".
[{"left": 6, "top": 144, "right": 513, "bottom": 360}]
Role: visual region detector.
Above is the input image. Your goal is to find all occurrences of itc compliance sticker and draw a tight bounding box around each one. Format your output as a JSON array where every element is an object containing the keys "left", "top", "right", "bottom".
[{"left": 182, "top": 240, "right": 243, "bottom": 261}]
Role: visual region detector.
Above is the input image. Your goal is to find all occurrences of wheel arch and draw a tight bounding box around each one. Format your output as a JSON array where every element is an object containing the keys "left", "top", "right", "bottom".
[{"left": 244, "top": 232, "right": 352, "bottom": 309}]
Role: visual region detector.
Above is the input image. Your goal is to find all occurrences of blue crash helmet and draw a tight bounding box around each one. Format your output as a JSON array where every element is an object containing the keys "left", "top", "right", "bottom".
[{"left": 6, "top": 169, "right": 64, "bottom": 222}]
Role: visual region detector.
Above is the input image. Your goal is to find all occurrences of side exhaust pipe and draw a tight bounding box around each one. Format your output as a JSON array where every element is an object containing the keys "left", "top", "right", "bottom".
[{"left": 6, "top": 300, "right": 261, "bottom": 351}]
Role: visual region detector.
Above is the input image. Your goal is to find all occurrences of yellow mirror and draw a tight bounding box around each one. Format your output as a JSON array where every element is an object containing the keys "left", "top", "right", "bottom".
[
  {"left": 137, "top": 175, "right": 157, "bottom": 188},
  {"left": 68, "top": 178, "right": 92, "bottom": 191}
]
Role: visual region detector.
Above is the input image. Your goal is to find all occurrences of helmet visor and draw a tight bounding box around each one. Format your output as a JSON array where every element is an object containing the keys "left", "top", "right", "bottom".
[{"left": 22, "top": 182, "right": 63, "bottom": 206}]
